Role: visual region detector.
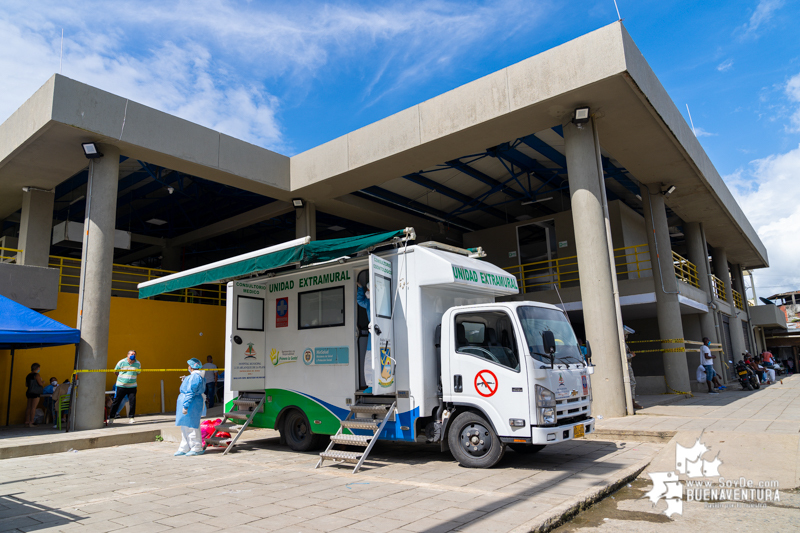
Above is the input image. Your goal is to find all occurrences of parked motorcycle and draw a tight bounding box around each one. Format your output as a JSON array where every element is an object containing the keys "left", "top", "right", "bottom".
[{"left": 735, "top": 359, "right": 760, "bottom": 391}]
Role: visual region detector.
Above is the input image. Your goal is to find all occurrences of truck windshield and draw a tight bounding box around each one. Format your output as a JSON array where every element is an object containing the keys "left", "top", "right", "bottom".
[{"left": 516, "top": 306, "right": 583, "bottom": 365}]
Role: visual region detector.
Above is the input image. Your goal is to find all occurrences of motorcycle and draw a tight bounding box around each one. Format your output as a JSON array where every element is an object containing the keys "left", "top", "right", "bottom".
[{"left": 735, "top": 359, "right": 759, "bottom": 391}]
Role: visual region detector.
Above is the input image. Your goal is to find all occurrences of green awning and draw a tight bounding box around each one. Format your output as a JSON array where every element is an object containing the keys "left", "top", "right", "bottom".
[{"left": 138, "top": 228, "right": 413, "bottom": 299}]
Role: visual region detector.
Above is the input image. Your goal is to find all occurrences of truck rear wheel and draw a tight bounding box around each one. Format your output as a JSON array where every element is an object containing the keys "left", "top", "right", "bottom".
[
  {"left": 509, "top": 444, "right": 545, "bottom": 454},
  {"left": 448, "top": 411, "right": 505, "bottom": 468},
  {"left": 282, "top": 410, "right": 324, "bottom": 452}
]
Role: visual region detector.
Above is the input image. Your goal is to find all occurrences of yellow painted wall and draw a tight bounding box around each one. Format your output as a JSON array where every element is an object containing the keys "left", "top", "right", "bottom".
[{"left": 0, "top": 292, "right": 226, "bottom": 425}]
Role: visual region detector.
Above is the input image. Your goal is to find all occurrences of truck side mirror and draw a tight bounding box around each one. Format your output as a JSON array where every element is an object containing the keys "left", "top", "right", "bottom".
[
  {"left": 585, "top": 341, "right": 592, "bottom": 362},
  {"left": 542, "top": 331, "right": 556, "bottom": 354}
]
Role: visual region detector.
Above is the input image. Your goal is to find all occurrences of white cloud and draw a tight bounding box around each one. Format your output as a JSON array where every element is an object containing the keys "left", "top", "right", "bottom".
[
  {"left": 738, "top": 0, "right": 785, "bottom": 40},
  {"left": 0, "top": 0, "right": 548, "bottom": 152},
  {"left": 725, "top": 144, "right": 800, "bottom": 294},
  {"left": 787, "top": 72, "right": 800, "bottom": 132},
  {"left": 693, "top": 127, "right": 717, "bottom": 137},
  {"left": 717, "top": 59, "right": 734, "bottom": 72}
]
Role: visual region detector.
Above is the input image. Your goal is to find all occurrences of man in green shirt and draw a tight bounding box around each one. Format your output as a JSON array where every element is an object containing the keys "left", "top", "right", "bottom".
[{"left": 108, "top": 350, "right": 141, "bottom": 424}]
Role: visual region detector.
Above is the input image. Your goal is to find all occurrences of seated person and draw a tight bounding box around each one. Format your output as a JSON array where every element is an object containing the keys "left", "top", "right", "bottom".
[
  {"left": 43, "top": 377, "right": 58, "bottom": 423},
  {"left": 51, "top": 380, "right": 72, "bottom": 428}
]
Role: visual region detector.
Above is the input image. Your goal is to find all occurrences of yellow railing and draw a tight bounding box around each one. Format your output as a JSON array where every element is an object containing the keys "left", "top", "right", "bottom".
[
  {"left": 48, "top": 255, "right": 226, "bottom": 306},
  {"left": 0, "top": 246, "right": 21, "bottom": 264},
  {"left": 504, "top": 244, "right": 652, "bottom": 293},
  {"left": 732, "top": 289, "right": 744, "bottom": 310},
  {"left": 711, "top": 275, "right": 727, "bottom": 302},
  {"left": 672, "top": 251, "right": 700, "bottom": 288}
]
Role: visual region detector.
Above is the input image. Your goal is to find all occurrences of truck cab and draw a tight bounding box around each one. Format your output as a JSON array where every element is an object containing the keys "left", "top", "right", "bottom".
[{"left": 439, "top": 301, "right": 594, "bottom": 468}]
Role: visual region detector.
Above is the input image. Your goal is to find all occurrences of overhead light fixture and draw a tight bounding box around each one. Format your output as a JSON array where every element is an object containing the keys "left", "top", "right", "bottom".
[
  {"left": 635, "top": 194, "right": 642, "bottom": 201},
  {"left": 146, "top": 218, "right": 167, "bottom": 226},
  {"left": 572, "top": 107, "right": 590, "bottom": 125},
  {"left": 69, "top": 195, "right": 85, "bottom": 205},
  {"left": 663, "top": 185, "right": 677, "bottom": 197},
  {"left": 81, "top": 142, "right": 104, "bottom": 159},
  {"left": 167, "top": 187, "right": 175, "bottom": 195},
  {"left": 521, "top": 197, "right": 553, "bottom": 206},
  {"left": 328, "top": 225, "right": 345, "bottom": 232},
  {"left": 292, "top": 198, "right": 305, "bottom": 208}
]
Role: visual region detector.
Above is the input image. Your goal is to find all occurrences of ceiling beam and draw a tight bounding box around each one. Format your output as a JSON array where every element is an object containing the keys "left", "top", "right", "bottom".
[{"left": 402, "top": 173, "right": 509, "bottom": 222}]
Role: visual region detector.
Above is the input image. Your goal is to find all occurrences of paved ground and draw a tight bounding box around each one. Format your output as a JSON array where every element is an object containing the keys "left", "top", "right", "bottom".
[{"left": 0, "top": 434, "right": 661, "bottom": 533}]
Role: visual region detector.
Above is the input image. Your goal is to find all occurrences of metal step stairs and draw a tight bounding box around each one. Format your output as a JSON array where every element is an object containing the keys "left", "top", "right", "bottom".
[
  {"left": 316, "top": 401, "right": 396, "bottom": 473},
  {"left": 206, "top": 392, "right": 265, "bottom": 455}
]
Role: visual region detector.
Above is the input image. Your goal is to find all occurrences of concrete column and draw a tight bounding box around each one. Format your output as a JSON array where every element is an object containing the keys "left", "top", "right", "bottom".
[
  {"left": 564, "top": 119, "right": 627, "bottom": 418},
  {"left": 711, "top": 246, "right": 746, "bottom": 364},
  {"left": 74, "top": 145, "right": 121, "bottom": 431},
  {"left": 640, "top": 185, "right": 691, "bottom": 393},
  {"left": 685, "top": 222, "right": 723, "bottom": 377},
  {"left": 18, "top": 188, "right": 55, "bottom": 266},
  {"left": 295, "top": 201, "right": 316, "bottom": 240},
  {"left": 733, "top": 263, "right": 755, "bottom": 354}
]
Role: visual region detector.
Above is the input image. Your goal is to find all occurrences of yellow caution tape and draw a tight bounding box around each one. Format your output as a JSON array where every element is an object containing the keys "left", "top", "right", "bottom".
[
  {"left": 72, "top": 368, "right": 225, "bottom": 373},
  {"left": 663, "top": 376, "right": 693, "bottom": 397},
  {"left": 633, "top": 347, "right": 686, "bottom": 353},
  {"left": 627, "top": 338, "right": 686, "bottom": 344}
]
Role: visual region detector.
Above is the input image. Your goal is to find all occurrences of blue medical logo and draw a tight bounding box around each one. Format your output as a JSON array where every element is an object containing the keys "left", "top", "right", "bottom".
[{"left": 276, "top": 298, "right": 288, "bottom": 317}]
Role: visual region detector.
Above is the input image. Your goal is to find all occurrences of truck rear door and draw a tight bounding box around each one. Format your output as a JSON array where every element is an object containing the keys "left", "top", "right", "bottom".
[
  {"left": 369, "top": 254, "right": 396, "bottom": 395},
  {"left": 449, "top": 308, "right": 530, "bottom": 437}
]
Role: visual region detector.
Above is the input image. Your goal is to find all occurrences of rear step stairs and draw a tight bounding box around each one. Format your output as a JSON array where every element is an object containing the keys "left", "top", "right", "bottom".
[
  {"left": 206, "top": 392, "right": 265, "bottom": 455},
  {"left": 316, "top": 401, "right": 396, "bottom": 473}
]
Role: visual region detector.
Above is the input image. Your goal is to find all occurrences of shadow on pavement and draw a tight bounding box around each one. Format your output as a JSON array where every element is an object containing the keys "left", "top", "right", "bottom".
[{"left": 0, "top": 493, "right": 84, "bottom": 531}]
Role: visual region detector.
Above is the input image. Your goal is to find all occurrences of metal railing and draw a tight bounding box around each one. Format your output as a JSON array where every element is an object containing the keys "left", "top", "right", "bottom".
[
  {"left": 732, "top": 289, "right": 744, "bottom": 310},
  {"left": 672, "top": 251, "right": 700, "bottom": 288},
  {"left": 711, "top": 275, "right": 727, "bottom": 302},
  {"left": 505, "top": 244, "right": 652, "bottom": 293},
  {"left": 48, "top": 255, "right": 225, "bottom": 306},
  {"left": 0, "top": 246, "right": 21, "bottom": 264},
  {"left": 505, "top": 244, "right": 704, "bottom": 294}
]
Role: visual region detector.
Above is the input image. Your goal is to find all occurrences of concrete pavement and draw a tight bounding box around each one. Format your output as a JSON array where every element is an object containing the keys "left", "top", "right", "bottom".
[{"left": 0, "top": 435, "right": 662, "bottom": 533}]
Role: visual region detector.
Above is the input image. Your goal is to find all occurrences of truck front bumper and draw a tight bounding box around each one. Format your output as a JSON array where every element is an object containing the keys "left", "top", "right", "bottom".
[{"left": 530, "top": 417, "right": 594, "bottom": 444}]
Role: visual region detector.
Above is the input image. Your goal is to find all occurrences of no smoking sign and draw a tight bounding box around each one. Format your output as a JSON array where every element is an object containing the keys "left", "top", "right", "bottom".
[{"left": 474, "top": 369, "right": 498, "bottom": 397}]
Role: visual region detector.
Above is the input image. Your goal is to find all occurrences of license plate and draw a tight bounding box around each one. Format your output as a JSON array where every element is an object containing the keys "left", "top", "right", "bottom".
[
  {"left": 574, "top": 424, "right": 585, "bottom": 438},
  {"left": 738, "top": 371, "right": 747, "bottom": 375}
]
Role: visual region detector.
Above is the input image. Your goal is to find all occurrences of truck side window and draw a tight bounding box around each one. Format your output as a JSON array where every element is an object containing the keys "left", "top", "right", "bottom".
[
  {"left": 298, "top": 286, "right": 345, "bottom": 329},
  {"left": 455, "top": 312, "right": 520, "bottom": 371}
]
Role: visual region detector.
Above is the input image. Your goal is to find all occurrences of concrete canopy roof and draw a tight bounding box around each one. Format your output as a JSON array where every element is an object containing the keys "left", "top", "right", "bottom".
[{"left": 0, "top": 22, "right": 767, "bottom": 269}]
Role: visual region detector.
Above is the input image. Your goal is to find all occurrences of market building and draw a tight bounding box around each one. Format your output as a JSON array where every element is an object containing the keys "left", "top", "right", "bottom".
[{"left": 0, "top": 22, "right": 770, "bottom": 427}]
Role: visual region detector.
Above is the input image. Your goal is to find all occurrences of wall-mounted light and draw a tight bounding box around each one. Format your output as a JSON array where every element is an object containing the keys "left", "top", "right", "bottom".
[
  {"left": 572, "top": 107, "right": 590, "bottom": 125},
  {"left": 292, "top": 198, "right": 305, "bottom": 208},
  {"left": 81, "top": 142, "right": 104, "bottom": 159},
  {"left": 662, "top": 185, "right": 677, "bottom": 197}
]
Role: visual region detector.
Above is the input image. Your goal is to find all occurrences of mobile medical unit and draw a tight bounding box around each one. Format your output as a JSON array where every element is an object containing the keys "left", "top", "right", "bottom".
[{"left": 138, "top": 228, "right": 595, "bottom": 470}]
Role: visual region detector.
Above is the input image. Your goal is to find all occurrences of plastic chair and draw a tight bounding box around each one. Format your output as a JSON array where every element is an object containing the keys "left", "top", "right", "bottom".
[{"left": 56, "top": 394, "right": 70, "bottom": 430}]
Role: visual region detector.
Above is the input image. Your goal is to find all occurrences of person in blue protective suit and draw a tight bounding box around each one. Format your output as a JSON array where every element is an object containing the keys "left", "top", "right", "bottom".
[
  {"left": 357, "top": 282, "right": 372, "bottom": 394},
  {"left": 174, "top": 358, "right": 207, "bottom": 456}
]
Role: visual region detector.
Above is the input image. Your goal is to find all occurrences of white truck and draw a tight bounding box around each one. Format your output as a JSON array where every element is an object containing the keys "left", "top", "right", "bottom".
[{"left": 220, "top": 234, "right": 595, "bottom": 469}]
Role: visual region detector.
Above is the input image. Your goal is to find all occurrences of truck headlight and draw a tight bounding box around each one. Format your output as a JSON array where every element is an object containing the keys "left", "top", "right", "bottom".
[
  {"left": 535, "top": 385, "right": 556, "bottom": 408},
  {"left": 537, "top": 407, "right": 556, "bottom": 426}
]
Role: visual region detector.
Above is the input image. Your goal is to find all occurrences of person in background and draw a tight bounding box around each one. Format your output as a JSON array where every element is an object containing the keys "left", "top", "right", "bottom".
[
  {"left": 108, "top": 350, "right": 141, "bottom": 424},
  {"left": 174, "top": 358, "right": 207, "bottom": 456},
  {"left": 24, "top": 363, "right": 44, "bottom": 427},
  {"left": 50, "top": 379, "right": 72, "bottom": 428},
  {"left": 43, "top": 377, "right": 57, "bottom": 424},
  {"left": 202, "top": 355, "right": 218, "bottom": 408},
  {"left": 357, "top": 282, "right": 373, "bottom": 394},
  {"left": 623, "top": 327, "right": 644, "bottom": 410},
  {"left": 700, "top": 337, "right": 724, "bottom": 392}
]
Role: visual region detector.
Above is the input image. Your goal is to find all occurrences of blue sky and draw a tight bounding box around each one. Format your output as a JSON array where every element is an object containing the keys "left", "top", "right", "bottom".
[{"left": 2, "top": 0, "right": 800, "bottom": 295}]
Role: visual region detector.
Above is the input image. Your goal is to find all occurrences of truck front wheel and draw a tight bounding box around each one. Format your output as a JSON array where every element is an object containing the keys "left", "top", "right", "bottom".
[
  {"left": 448, "top": 411, "right": 505, "bottom": 468},
  {"left": 282, "top": 410, "right": 324, "bottom": 451}
]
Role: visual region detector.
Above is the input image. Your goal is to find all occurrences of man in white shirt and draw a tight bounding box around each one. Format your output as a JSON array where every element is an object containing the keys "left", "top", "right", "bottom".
[
  {"left": 700, "top": 337, "right": 724, "bottom": 393},
  {"left": 202, "top": 356, "right": 218, "bottom": 408}
]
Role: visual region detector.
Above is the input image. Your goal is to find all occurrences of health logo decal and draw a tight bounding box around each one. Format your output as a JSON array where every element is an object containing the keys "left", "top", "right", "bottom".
[
  {"left": 244, "top": 343, "right": 257, "bottom": 359},
  {"left": 270, "top": 348, "right": 279, "bottom": 366},
  {"left": 646, "top": 438, "right": 722, "bottom": 517},
  {"left": 378, "top": 345, "right": 394, "bottom": 387}
]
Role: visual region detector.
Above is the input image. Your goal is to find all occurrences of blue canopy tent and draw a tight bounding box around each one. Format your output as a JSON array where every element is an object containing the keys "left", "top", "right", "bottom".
[{"left": 0, "top": 294, "right": 80, "bottom": 426}]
